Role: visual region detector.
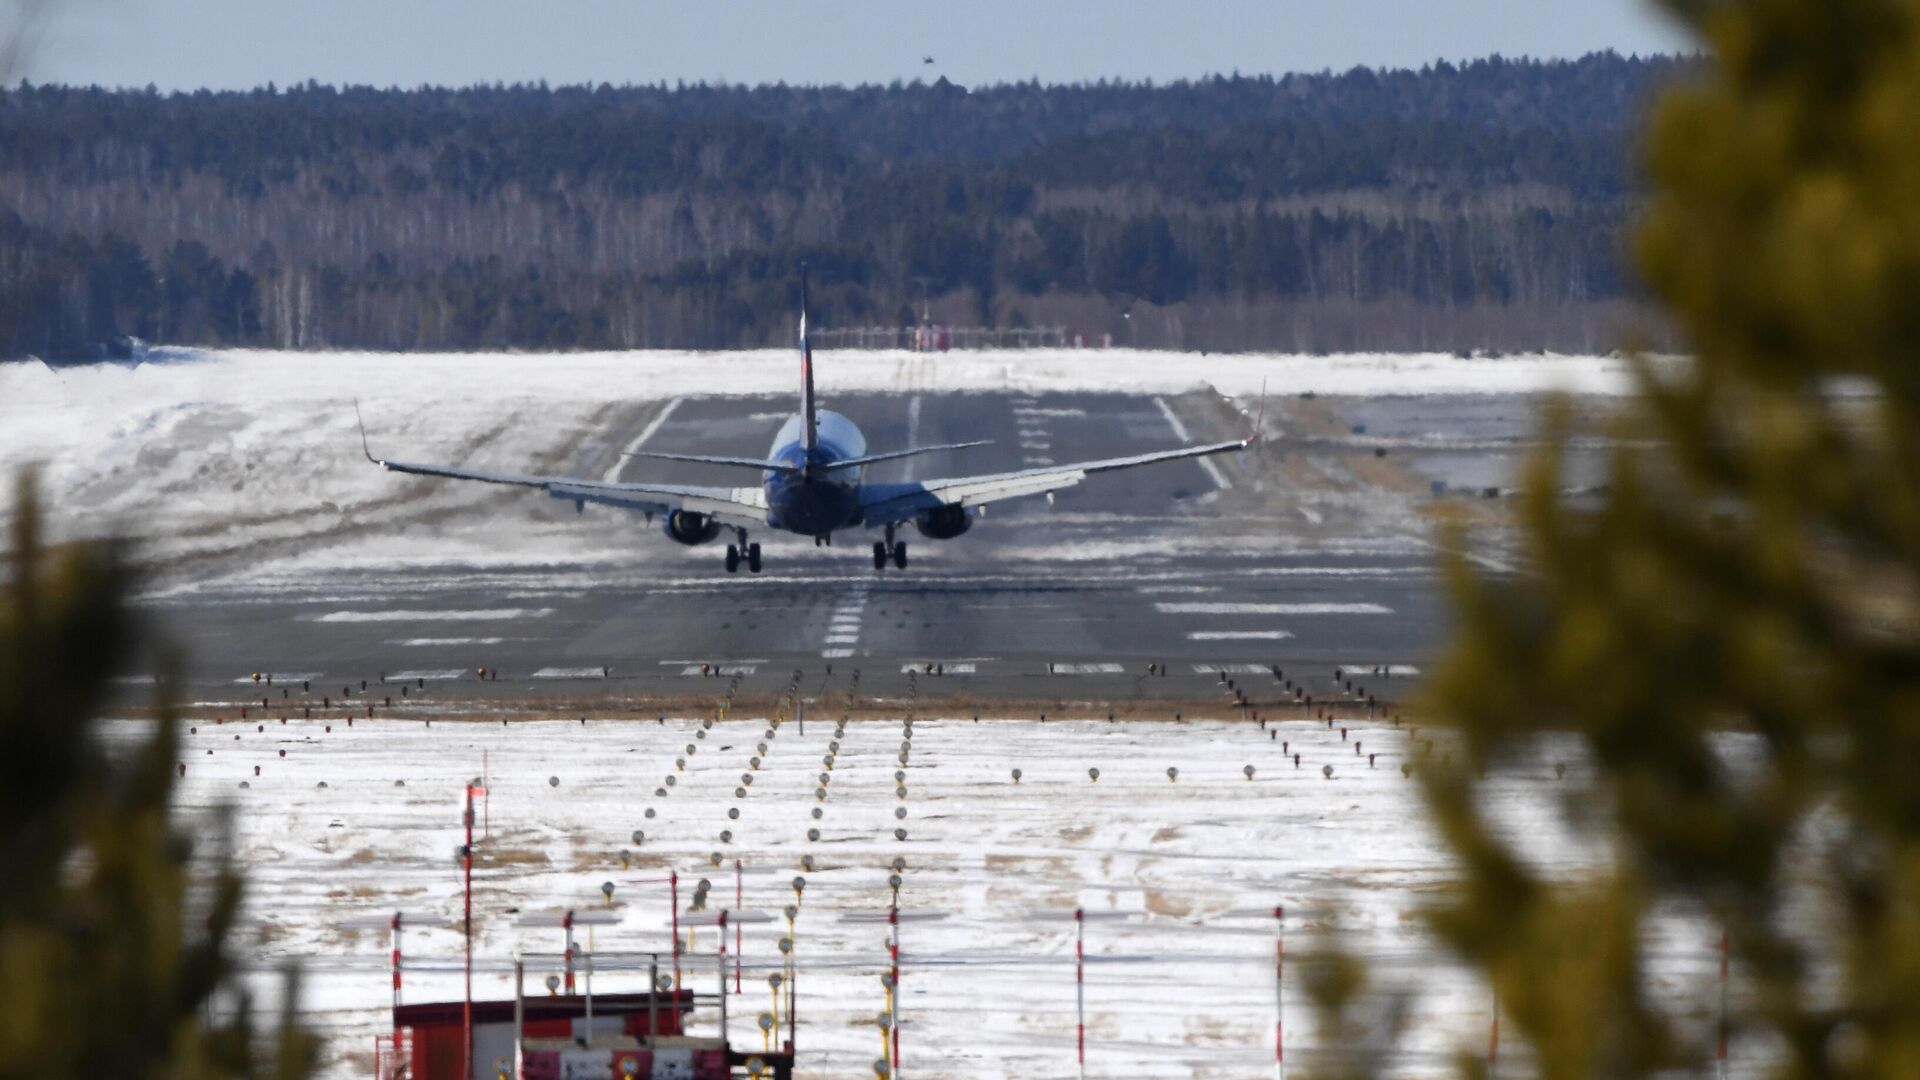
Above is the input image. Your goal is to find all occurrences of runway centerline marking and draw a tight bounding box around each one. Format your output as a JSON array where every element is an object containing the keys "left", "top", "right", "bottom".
[
  {"left": 604, "top": 398, "right": 683, "bottom": 482},
  {"left": 1188, "top": 630, "right": 1296, "bottom": 641},
  {"left": 1155, "top": 396, "right": 1231, "bottom": 491},
  {"left": 1048, "top": 662, "right": 1126, "bottom": 674},
  {"left": 316, "top": 608, "right": 552, "bottom": 623},
  {"left": 1155, "top": 602, "right": 1393, "bottom": 615},
  {"left": 822, "top": 583, "right": 872, "bottom": 659},
  {"left": 389, "top": 637, "right": 505, "bottom": 646}
]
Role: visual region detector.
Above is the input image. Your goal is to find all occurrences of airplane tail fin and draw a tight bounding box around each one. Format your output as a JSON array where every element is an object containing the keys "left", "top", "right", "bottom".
[{"left": 799, "top": 264, "right": 818, "bottom": 453}]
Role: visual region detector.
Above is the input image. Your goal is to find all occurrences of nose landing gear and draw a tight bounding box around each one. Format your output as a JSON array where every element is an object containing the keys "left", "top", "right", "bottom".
[{"left": 725, "top": 529, "right": 763, "bottom": 574}]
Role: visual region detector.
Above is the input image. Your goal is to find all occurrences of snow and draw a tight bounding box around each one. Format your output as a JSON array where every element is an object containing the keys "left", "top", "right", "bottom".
[
  {"left": 0, "top": 347, "right": 1635, "bottom": 556},
  {"left": 108, "top": 709, "right": 1740, "bottom": 1078}
]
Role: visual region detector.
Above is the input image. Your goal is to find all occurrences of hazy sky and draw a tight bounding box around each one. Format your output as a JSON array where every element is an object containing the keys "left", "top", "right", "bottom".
[{"left": 26, "top": 1, "right": 1690, "bottom": 91}]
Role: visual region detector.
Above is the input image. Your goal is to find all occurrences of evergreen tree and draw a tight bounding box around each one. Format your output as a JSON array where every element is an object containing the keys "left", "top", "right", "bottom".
[
  {"left": 0, "top": 475, "right": 316, "bottom": 1079},
  {"left": 1330, "top": 1, "right": 1920, "bottom": 1076}
]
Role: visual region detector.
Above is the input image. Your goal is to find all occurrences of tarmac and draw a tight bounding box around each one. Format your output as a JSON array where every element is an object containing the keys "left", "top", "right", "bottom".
[{"left": 128, "top": 386, "right": 1571, "bottom": 713}]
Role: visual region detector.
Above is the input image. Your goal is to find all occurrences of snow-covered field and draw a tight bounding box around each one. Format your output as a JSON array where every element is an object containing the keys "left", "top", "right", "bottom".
[
  {"left": 1, "top": 347, "right": 1633, "bottom": 554},
  {"left": 114, "top": 704, "right": 1736, "bottom": 1079}
]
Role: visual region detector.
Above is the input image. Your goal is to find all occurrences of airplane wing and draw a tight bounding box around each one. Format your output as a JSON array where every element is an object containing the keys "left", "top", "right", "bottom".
[
  {"left": 358, "top": 415, "right": 769, "bottom": 526},
  {"left": 857, "top": 434, "right": 1254, "bottom": 527}
]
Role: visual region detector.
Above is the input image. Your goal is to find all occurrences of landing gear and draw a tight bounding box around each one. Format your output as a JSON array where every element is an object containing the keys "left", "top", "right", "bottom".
[
  {"left": 874, "top": 526, "right": 908, "bottom": 570},
  {"left": 725, "top": 530, "right": 763, "bottom": 574}
]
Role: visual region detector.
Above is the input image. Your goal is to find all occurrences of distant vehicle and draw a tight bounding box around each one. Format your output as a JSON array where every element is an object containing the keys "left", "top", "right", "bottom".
[{"left": 359, "top": 270, "right": 1258, "bottom": 573}]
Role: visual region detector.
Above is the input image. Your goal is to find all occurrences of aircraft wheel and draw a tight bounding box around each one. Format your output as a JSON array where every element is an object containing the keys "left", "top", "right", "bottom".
[
  {"left": 892, "top": 542, "right": 908, "bottom": 570},
  {"left": 747, "top": 543, "right": 762, "bottom": 573},
  {"left": 873, "top": 542, "right": 888, "bottom": 570},
  {"left": 725, "top": 545, "right": 741, "bottom": 573}
]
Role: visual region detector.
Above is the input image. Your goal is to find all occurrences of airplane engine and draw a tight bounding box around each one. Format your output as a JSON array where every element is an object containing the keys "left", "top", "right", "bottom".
[
  {"left": 663, "top": 510, "right": 723, "bottom": 546},
  {"left": 913, "top": 504, "right": 971, "bottom": 540}
]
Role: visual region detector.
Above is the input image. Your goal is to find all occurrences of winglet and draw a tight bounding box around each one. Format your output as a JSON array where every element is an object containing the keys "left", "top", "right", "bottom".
[
  {"left": 1244, "top": 379, "right": 1267, "bottom": 446},
  {"left": 353, "top": 399, "right": 381, "bottom": 466}
]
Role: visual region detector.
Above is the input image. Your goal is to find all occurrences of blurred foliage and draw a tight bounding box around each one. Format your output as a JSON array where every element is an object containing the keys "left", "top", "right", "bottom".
[
  {"left": 0, "top": 474, "right": 316, "bottom": 1079},
  {"left": 1310, "top": 1, "right": 1920, "bottom": 1077}
]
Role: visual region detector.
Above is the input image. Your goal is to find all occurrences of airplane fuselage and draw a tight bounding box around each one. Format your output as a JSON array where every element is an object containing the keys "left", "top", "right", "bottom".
[{"left": 763, "top": 409, "right": 867, "bottom": 537}]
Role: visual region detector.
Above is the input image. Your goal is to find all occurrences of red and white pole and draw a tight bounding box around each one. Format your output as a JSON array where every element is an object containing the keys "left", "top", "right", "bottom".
[
  {"left": 670, "top": 871, "right": 682, "bottom": 1011},
  {"left": 1274, "top": 905, "right": 1285, "bottom": 1080},
  {"left": 1488, "top": 989, "right": 1500, "bottom": 1076},
  {"left": 890, "top": 906, "right": 902, "bottom": 1076},
  {"left": 735, "top": 859, "right": 744, "bottom": 994},
  {"left": 463, "top": 787, "right": 475, "bottom": 1080},
  {"left": 1075, "top": 907, "right": 1086, "bottom": 1080},
  {"left": 1717, "top": 931, "right": 1729, "bottom": 1079},
  {"left": 718, "top": 909, "right": 730, "bottom": 1041},
  {"left": 389, "top": 912, "right": 403, "bottom": 1012},
  {"left": 563, "top": 909, "right": 577, "bottom": 995}
]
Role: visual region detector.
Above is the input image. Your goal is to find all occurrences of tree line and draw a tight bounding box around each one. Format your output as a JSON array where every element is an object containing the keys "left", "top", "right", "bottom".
[{"left": 0, "top": 52, "right": 1688, "bottom": 359}]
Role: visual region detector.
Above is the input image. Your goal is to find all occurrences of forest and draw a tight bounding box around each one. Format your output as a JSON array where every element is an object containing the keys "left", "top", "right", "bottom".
[{"left": 0, "top": 52, "right": 1688, "bottom": 359}]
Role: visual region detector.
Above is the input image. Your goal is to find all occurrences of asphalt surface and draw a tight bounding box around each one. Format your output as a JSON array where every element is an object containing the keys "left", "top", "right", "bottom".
[{"left": 132, "top": 387, "right": 1539, "bottom": 711}]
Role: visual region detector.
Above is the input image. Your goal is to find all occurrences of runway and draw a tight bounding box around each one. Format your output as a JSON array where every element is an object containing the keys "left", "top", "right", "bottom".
[{"left": 126, "top": 383, "right": 1553, "bottom": 710}]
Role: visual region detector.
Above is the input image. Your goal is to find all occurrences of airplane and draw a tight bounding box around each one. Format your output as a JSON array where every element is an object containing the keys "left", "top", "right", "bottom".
[{"left": 357, "top": 270, "right": 1260, "bottom": 574}]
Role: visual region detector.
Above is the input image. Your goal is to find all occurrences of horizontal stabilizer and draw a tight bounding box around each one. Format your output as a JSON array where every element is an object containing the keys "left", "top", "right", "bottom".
[
  {"left": 818, "top": 440, "right": 991, "bottom": 472},
  {"left": 620, "top": 450, "right": 801, "bottom": 474}
]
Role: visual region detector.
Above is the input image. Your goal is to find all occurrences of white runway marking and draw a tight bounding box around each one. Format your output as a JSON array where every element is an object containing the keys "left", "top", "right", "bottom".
[
  {"left": 317, "top": 608, "right": 553, "bottom": 623},
  {"left": 1019, "top": 440, "right": 1052, "bottom": 451},
  {"left": 1156, "top": 602, "right": 1393, "bottom": 615},
  {"left": 1189, "top": 663, "right": 1275, "bottom": 674},
  {"left": 822, "top": 583, "right": 871, "bottom": 658},
  {"left": 1023, "top": 456, "right": 1055, "bottom": 466},
  {"left": 604, "top": 397, "right": 683, "bottom": 481},
  {"left": 1155, "top": 396, "right": 1231, "bottom": 491},
  {"left": 657, "top": 659, "right": 769, "bottom": 665},
  {"left": 676, "top": 664, "right": 759, "bottom": 676},
  {"left": 1012, "top": 407, "right": 1087, "bottom": 419},
  {"left": 530, "top": 667, "right": 606, "bottom": 680},
  {"left": 1139, "top": 584, "right": 1220, "bottom": 595},
  {"left": 904, "top": 395, "right": 924, "bottom": 481},
  {"left": 387, "top": 669, "right": 468, "bottom": 681},
  {"left": 1049, "top": 662, "right": 1126, "bottom": 674},
  {"left": 899, "top": 662, "right": 976, "bottom": 674},
  {"left": 1338, "top": 664, "right": 1423, "bottom": 676},
  {"left": 1187, "top": 630, "right": 1296, "bottom": 641},
  {"left": 229, "top": 672, "right": 322, "bottom": 684},
  {"left": 389, "top": 637, "right": 504, "bottom": 647}
]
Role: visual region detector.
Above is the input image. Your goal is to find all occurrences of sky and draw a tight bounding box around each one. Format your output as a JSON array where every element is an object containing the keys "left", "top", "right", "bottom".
[{"left": 20, "top": 0, "right": 1691, "bottom": 92}]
